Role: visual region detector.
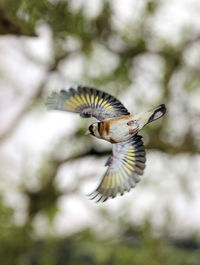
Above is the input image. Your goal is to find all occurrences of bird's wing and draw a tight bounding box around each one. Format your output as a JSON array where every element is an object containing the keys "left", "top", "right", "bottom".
[
  {"left": 46, "top": 86, "right": 130, "bottom": 121},
  {"left": 89, "top": 135, "right": 146, "bottom": 202}
]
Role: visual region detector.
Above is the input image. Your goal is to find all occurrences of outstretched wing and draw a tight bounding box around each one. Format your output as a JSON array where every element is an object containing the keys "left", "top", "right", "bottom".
[
  {"left": 46, "top": 86, "right": 130, "bottom": 121},
  {"left": 89, "top": 135, "right": 146, "bottom": 202}
]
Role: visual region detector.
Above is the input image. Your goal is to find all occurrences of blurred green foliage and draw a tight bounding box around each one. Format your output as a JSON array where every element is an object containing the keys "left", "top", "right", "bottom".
[
  {"left": 0, "top": 0, "right": 200, "bottom": 264},
  {"left": 1, "top": 194, "right": 200, "bottom": 265}
]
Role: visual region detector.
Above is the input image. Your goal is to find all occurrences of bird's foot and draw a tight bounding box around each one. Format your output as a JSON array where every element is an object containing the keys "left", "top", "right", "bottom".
[
  {"left": 127, "top": 120, "right": 139, "bottom": 126},
  {"left": 127, "top": 120, "right": 134, "bottom": 126}
]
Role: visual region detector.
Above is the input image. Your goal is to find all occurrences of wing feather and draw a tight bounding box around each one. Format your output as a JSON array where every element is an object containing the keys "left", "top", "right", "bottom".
[
  {"left": 46, "top": 86, "right": 130, "bottom": 121},
  {"left": 89, "top": 135, "right": 146, "bottom": 202}
]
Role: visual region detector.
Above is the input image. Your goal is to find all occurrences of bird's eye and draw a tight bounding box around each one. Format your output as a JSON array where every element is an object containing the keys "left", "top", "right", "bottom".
[{"left": 89, "top": 125, "right": 95, "bottom": 136}]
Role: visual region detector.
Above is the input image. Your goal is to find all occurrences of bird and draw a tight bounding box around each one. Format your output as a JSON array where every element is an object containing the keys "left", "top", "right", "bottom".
[{"left": 46, "top": 86, "right": 166, "bottom": 202}]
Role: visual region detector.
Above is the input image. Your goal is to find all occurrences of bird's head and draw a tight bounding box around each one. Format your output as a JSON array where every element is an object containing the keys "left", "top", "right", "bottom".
[{"left": 85, "top": 122, "right": 100, "bottom": 137}]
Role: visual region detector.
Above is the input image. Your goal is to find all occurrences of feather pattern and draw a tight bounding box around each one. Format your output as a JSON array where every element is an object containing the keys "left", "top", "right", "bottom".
[
  {"left": 88, "top": 135, "right": 146, "bottom": 202},
  {"left": 45, "top": 86, "right": 130, "bottom": 121}
]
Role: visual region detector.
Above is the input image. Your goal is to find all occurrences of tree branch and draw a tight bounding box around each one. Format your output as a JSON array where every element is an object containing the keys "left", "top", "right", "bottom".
[
  {"left": 0, "top": 3, "right": 35, "bottom": 36},
  {"left": 0, "top": 52, "right": 72, "bottom": 143},
  {"left": 0, "top": 77, "right": 45, "bottom": 142}
]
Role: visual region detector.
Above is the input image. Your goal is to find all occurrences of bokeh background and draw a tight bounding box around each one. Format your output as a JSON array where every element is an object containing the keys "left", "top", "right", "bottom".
[{"left": 0, "top": 0, "right": 200, "bottom": 264}]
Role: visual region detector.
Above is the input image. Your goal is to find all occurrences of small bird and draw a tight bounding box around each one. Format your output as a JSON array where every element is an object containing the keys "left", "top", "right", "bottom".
[{"left": 46, "top": 86, "right": 166, "bottom": 202}]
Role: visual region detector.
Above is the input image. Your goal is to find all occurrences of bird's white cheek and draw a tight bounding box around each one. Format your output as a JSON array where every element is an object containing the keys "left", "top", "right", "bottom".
[{"left": 94, "top": 130, "right": 101, "bottom": 138}]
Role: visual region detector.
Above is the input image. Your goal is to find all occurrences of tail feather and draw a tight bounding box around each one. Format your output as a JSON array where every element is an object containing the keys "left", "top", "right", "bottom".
[{"left": 148, "top": 104, "right": 166, "bottom": 123}]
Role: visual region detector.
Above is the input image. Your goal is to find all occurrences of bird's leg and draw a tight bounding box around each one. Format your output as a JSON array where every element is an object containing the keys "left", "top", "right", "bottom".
[
  {"left": 127, "top": 120, "right": 135, "bottom": 126},
  {"left": 127, "top": 120, "right": 139, "bottom": 126},
  {"left": 127, "top": 120, "right": 139, "bottom": 135}
]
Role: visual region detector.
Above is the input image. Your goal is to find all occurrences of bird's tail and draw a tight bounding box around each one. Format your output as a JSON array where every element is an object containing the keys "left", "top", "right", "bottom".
[{"left": 147, "top": 104, "right": 166, "bottom": 124}]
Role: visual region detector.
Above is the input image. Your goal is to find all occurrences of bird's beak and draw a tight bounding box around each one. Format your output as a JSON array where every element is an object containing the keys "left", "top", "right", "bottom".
[{"left": 85, "top": 130, "right": 91, "bottom": 135}]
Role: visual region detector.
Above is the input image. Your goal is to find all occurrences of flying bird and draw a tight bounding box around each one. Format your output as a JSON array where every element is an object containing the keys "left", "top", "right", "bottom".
[{"left": 46, "top": 86, "right": 166, "bottom": 202}]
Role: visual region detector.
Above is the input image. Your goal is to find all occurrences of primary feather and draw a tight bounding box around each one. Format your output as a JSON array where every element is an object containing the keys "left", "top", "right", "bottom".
[
  {"left": 88, "top": 135, "right": 146, "bottom": 202},
  {"left": 46, "top": 86, "right": 130, "bottom": 121}
]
